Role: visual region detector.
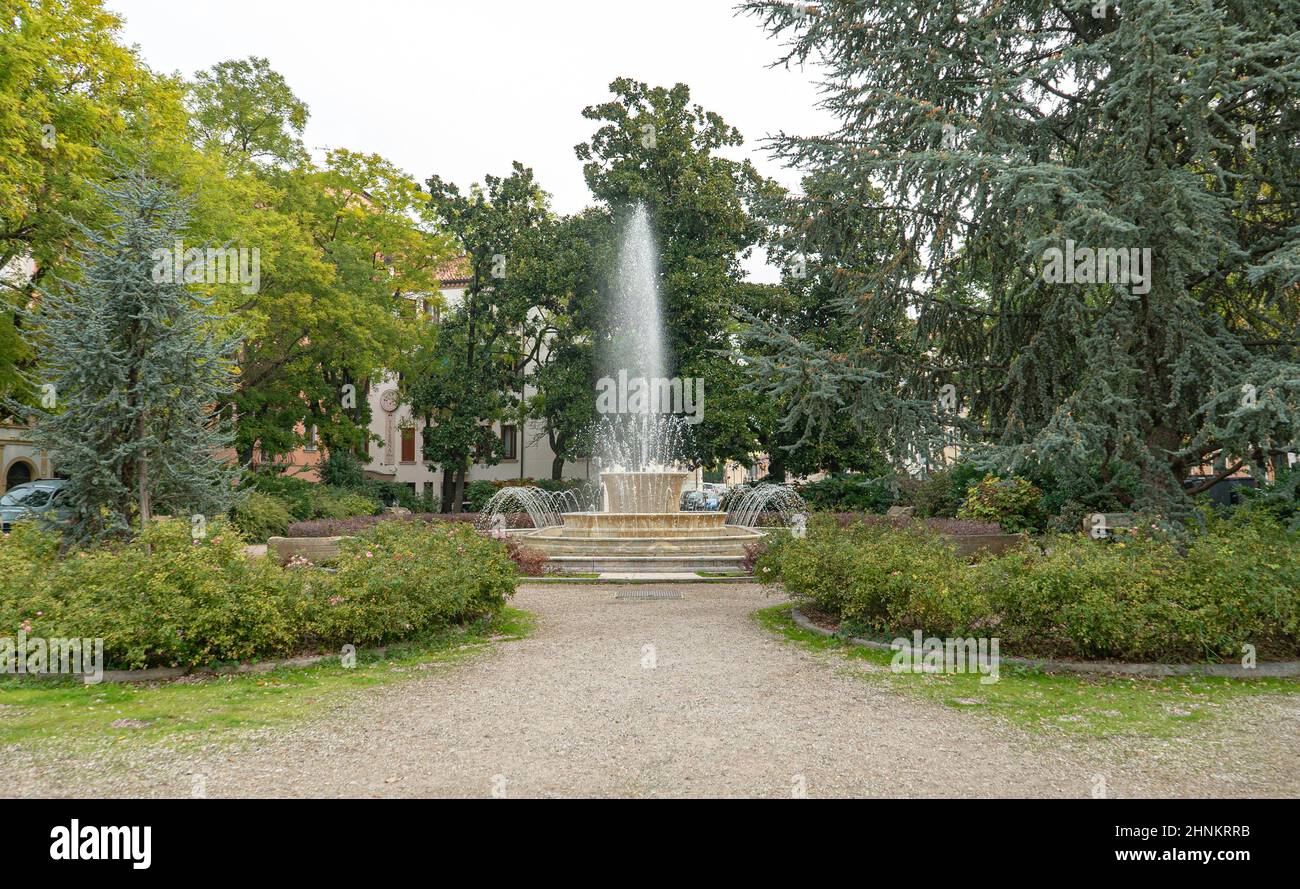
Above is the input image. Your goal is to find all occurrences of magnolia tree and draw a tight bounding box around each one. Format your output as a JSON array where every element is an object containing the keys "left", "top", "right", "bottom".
[
  {"left": 13, "top": 171, "right": 241, "bottom": 543},
  {"left": 743, "top": 0, "right": 1300, "bottom": 512}
]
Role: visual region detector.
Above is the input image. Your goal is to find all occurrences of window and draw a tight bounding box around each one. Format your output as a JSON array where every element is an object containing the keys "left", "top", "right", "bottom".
[
  {"left": 500, "top": 424, "right": 517, "bottom": 460},
  {"left": 400, "top": 426, "right": 416, "bottom": 463}
]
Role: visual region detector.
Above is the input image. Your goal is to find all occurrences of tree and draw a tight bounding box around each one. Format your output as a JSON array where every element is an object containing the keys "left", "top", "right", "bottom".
[
  {"left": 410, "top": 162, "right": 553, "bottom": 511},
  {"left": 187, "top": 57, "right": 309, "bottom": 167},
  {"left": 743, "top": 167, "right": 906, "bottom": 480},
  {"left": 11, "top": 170, "right": 241, "bottom": 544},
  {"left": 184, "top": 58, "right": 449, "bottom": 465},
  {"left": 524, "top": 210, "right": 603, "bottom": 479},
  {"left": 1, "top": 0, "right": 192, "bottom": 402},
  {"left": 576, "top": 78, "right": 784, "bottom": 471},
  {"left": 233, "top": 149, "right": 448, "bottom": 463},
  {"left": 743, "top": 0, "right": 1300, "bottom": 511}
]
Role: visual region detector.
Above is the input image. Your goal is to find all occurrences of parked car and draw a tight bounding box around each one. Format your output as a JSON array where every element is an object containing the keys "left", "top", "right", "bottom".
[
  {"left": 0, "top": 479, "right": 72, "bottom": 533},
  {"left": 680, "top": 490, "right": 722, "bottom": 512}
]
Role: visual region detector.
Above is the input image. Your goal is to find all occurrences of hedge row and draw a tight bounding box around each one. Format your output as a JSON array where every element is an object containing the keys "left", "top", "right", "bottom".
[{"left": 757, "top": 513, "right": 1299, "bottom": 662}]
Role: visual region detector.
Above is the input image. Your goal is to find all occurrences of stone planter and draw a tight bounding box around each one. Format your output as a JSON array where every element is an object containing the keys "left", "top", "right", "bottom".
[
  {"left": 941, "top": 532, "right": 1026, "bottom": 558},
  {"left": 267, "top": 535, "right": 352, "bottom": 565}
]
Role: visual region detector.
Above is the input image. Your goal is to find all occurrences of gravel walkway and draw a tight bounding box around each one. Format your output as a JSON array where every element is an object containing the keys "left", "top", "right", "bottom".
[{"left": 6, "top": 583, "right": 1298, "bottom": 798}]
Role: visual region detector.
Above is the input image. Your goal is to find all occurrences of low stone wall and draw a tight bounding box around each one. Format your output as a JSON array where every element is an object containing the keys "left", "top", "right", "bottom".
[{"left": 267, "top": 535, "right": 352, "bottom": 565}]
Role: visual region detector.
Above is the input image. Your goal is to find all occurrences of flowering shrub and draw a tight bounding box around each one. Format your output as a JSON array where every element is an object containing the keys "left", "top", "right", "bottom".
[
  {"left": 1, "top": 519, "right": 305, "bottom": 669},
  {"left": 0, "top": 517, "right": 517, "bottom": 670},
  {"left": 287, "top": 512, "right": 478, "bottom": 538},
  {"left": 759, "top": 513, "right": 1299, "bottom": 662},
  {"left": 307, "top": 521, "right": 516, "bottom": 646}
]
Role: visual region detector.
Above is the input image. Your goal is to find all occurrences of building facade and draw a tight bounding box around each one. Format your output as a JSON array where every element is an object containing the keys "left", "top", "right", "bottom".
[{"left": 0, "top": 421, "right": 52, "bottom": 494}]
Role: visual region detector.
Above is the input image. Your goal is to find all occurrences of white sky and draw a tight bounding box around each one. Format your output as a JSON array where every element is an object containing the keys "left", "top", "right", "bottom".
[{"left": 108, "top": 0, "right": 835, "bottom": 282}]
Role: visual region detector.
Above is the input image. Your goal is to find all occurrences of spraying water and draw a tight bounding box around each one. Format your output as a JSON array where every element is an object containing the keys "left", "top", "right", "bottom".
[
  {"left": 726, "top": 483, "right": 809, "bottom": 529},
  {"left": 609, "top": 203, "right": 666, "bottom": 385},
  {"left": 596, "top": 203, "right": 689, "bottom": 476}
]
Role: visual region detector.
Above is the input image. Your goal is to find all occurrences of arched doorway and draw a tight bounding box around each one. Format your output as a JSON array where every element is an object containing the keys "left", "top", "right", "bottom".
[{"left": 5, "top": 460, "right": 34, "bottom": 492}]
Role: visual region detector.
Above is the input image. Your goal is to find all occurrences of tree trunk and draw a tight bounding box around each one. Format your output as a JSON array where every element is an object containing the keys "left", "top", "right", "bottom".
[
  {"left": 552, "top": 454, "right": 564, "bottom": 480},
  {"left": 137, "top": 409, "right": 151, "bottom": 527},
  {"left": 453, "top": 466, "right": 466, "bottom": 514},
  {"left": 440, "top": 470, "right": 455, "bottom": 514},
  {"left": 767, "top": 457, "right": 787, "bottom": 484}
]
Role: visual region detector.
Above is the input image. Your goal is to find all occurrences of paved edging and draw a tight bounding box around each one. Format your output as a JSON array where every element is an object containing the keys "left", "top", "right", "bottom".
[
  {"left": 526, "top": 575, "right": 757, "bottom": 585},
  {"left": 788, "top": 608, "right": 1300, "bottom": 678}
]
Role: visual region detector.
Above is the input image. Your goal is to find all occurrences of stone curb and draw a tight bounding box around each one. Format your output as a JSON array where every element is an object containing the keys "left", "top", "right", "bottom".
[
  {"left": 98, "top": 649, "right": 375, "bottom": 684},
  {"left": 522, "top": 575, "right": 757, "bottom": 585},
  {"left": 788, "top": 608, "right": 1300, "bottom": 678},
  {"left": 26, "top": 646, "right": 394, "bottom": 686}
]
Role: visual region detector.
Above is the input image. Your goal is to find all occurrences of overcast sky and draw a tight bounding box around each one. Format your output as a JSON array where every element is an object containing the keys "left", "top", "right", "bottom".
[{"left": 108, "top": 0, "right": 835, "bottom": 281}]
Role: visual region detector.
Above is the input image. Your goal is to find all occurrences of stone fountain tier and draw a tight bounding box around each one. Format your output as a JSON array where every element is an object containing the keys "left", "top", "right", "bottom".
[
  {"left": 601, "top": 470, "right": 689, "bottom": 514},
  {"left": 551, "top": 510, "right": 752, "bottom": 538},
  {"left": 523, "top": 515, "right": 762, "bottom": 564},
  {"left": 520, "top": 469, "right": 763, "bottom": 572}
]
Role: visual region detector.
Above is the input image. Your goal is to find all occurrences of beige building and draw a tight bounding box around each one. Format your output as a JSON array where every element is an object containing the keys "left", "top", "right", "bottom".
[{"left": 0, "top": 420, "right": 52, "bottom": 494}]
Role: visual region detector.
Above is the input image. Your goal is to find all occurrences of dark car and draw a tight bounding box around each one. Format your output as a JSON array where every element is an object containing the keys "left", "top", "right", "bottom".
[{"left": 0, "top": 479, "right": 72, "bottom": 533}]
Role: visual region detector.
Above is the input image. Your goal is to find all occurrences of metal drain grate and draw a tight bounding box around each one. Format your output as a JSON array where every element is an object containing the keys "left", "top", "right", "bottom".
[{"left": 614, "top": 589, "right": 684, "bottom": 600}]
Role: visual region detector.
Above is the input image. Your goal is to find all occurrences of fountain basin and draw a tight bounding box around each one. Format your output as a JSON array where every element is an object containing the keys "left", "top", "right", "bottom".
[
  {"left": 601, "top": 470, "right": 689, "bottom": 514},
  {"left": 523, "top": 521, "right": 763, "bottom": 558}
]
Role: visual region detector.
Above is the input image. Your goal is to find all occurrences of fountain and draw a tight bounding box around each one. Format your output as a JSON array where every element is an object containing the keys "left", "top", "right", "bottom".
[
  {"left": 726, "top": 483, "right": 808, "bottom": 529},
  {"left": 513, "top": 204, "right": 766, "bottom": 573}
]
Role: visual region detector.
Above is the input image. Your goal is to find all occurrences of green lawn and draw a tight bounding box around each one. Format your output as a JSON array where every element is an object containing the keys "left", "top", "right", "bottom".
[
  {"left": 754, "top": 605, "right": 1300, "bottom": 739},
  {"left": 0, "top": 607, "right": 533, "bottom": 749}
]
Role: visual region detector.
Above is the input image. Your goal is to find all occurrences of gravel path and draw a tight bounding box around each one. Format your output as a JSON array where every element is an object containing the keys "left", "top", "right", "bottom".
[{"left": 6, "top": 583, "right": 1299, "bottom": 798}]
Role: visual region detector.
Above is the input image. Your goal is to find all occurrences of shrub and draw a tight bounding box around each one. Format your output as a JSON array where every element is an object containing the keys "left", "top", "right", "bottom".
[
  {"left": 957, "top": 475, "right": 1045, "bottom": 532},
  {"left": 286, "top": 512, "right": 476, "bottom": 538},
  {"left": 1236, "top": 466, "right": 1299, "bottom": 528},
  {"left": 761, "top": 517, "right": 976, "bottom": 637},
  {"left": 243, "top": 471, "right": 317, "bottom": 520},
  {"left": 1, "top": 519, "right": 306, "bottom": 669},
  {"left": 363, "top": 479, "right": 425, "bottom": 512},
  {"left": 311, "top": 489, "right": 380, "bottom": 520},
  {"left": 760, "top": 513, "right": 1299, "bottom": 662},
  {"left": 741, "top": 538, "right": 769, "bottom": 574},
  {"left": 504, "top": 538, "right": 548, "bottom": 576},
  {"left": 317, "top": 448, "right": 367, "bottom": 488},
  {"left": 912, "top": 471, "right": 957, "bottom": 518},
  {"left": 911, "top": 461, "right": 987, "bottom": 518},
  {"left": 230, "top": 490, "right": 293, "bottom": 542},
  {"left": 0, "top": 516, "right": 518, "bottom": 671},
  {"left": 463, "top": 480, "right": 498, "bottom": 512},
  {"left": 795, "top": 474, "right": 898, "bottom": 512},
  {"left": 309, "top": 521, "right": 516, "bottom": 646},
  {"left": 827, "top": 514, "right": 1001, "bottom": 535}
]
